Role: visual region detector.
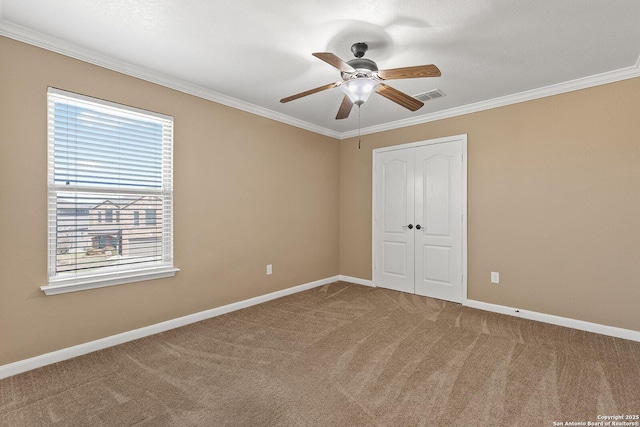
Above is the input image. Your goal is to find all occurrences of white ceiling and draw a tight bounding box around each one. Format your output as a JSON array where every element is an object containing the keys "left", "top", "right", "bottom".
[{"left": 2, "top": 0, "right": 639, "bottom": 139}]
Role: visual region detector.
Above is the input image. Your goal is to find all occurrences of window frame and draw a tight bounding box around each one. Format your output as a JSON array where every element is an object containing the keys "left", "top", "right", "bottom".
[{"left": 42, "top": 88, "right": 178, "bottom": 295}]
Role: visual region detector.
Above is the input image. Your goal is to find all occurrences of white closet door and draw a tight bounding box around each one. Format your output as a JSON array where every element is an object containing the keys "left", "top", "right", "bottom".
[
  {"left": 373, "top": 148, "right": 415, "bottom": 294},
  {"left": 373, "top": 136, "right": 465, "bottom": 303},
  {"left": 414, "top": 141, "right": 463, "bottom": 302}
]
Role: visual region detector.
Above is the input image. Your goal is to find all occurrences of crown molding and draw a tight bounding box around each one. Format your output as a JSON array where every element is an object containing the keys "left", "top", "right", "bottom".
[
  {"left": 2, "top": 19, "right": 638, "bottom": 141},
  {"left": 0, "top": 20, "right": 342, "bottom": 139},
  {"left": 342, "top": 58, "right": 640, "bottom": 139}
]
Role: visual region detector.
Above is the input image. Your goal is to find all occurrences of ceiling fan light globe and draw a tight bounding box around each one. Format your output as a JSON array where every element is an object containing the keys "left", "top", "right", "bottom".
[{"left": 340, "top": 79, "right": 378, "bottom": 106}]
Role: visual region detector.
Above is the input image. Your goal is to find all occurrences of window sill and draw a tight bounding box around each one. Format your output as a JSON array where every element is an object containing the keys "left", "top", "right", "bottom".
[{"left": 41, "top": 266, "right": 179, "bottom": 295}]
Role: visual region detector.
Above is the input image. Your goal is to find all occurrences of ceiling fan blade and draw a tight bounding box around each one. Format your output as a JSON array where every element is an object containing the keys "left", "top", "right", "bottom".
[
  {"left": 377, "top": 64, "right": 441, "bottom": 80},
  {"left": 376, "top": 84, "right": 424, "bottom": 111},
  {"left": 312, "top": 52, "right": 355, "bottom": 73},
  {"left": 335, "top": 96, "right": 354, "bottom": 120},
  {"left": 280, "top": 82, "right": 339, "bottom": 103}
]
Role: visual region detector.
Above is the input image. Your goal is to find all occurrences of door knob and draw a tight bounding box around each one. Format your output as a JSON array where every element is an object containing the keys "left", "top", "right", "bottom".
[
  {"left": 416, "top": 224, "right": 422, "bottom": 230},
  {"left": 402, "top": 224, "right": 414, "bottom": 230}
]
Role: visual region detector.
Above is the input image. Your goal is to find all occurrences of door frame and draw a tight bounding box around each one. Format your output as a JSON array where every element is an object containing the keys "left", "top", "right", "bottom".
[{"left": 372, "top": 134, "right": 468, "bottom": 304}]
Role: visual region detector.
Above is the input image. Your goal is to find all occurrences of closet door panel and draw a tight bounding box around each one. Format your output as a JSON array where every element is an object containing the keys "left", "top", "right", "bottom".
[
  {"left": 373, "top": 149, "right": 415, "bottom": 293},
  {"left": 414, "top": 142, "right": 463, "bottom": 302}
]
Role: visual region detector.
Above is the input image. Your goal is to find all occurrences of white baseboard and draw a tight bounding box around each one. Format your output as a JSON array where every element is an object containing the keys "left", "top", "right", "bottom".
[
  {"left": 338, "top": 275, "right": 374, "bottom": 287},
  {"left": 338, "top": 277, "right": 640, "bottom": 342},
  {"left": 464, "top": 299, "right": 640, "bottom": 342},
  {"left": 7, "top": 277, "right": 636, "bottom": 380},
  {"left": 0, "top": 275, "right": 340, "bottom": 380}
]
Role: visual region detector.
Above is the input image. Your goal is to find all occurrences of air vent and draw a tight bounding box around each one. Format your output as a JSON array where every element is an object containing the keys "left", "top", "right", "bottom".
[{"left": 414, "top": 89, "right": 446, "bottom": 102}]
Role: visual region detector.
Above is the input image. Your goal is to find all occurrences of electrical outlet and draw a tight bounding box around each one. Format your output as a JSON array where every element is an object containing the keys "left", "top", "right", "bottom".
[
  {"left": 266, "top": 264, "right": 272, "bottom": 275},
  {"left": 491, "top": 271, "right": 500, "bottom": 284}
]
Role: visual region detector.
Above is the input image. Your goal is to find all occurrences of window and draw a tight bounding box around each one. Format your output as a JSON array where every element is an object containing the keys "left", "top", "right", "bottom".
[
  {"left": 145, "top": 209, "right": 156, "bottom": 226},
  {"left": 44, "top": 88, "right": 177, "bottom": 295}
]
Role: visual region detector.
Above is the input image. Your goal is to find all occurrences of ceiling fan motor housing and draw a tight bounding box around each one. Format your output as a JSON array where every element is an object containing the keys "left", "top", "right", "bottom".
[
  {"left": 343, "top": 58, "right": 379, "bottom": 81},
  {"left": 345, "top": 43, "right": 379, "bottom": 79},
  {"left": 347, "top": 58, "right": 378, "bottom": 72}
]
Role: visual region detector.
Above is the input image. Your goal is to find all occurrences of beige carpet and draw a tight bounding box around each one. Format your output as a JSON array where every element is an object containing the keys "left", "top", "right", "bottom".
[{"left": 1, "top": 282, "right": 639, "bottom": 426}]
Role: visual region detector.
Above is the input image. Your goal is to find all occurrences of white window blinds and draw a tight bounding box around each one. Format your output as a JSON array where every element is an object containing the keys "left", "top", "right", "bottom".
[{"left": 44, "top": 88, "right": 177, "bottom": 295}]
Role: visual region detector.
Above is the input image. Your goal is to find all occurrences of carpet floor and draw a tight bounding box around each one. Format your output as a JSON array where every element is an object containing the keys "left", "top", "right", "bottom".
[{"left": 1, "top": 281, "right": 639, "bottom": 426}]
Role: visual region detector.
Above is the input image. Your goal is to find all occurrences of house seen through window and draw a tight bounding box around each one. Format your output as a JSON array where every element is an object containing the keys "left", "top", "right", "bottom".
[{"left": 45, "top": 88, "right": 176, "bottom": 294}]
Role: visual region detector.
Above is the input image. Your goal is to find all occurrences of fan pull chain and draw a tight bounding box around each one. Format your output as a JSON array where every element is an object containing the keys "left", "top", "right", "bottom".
[{"left": 358, "top": 105, "right": 361, "bottom": 149}]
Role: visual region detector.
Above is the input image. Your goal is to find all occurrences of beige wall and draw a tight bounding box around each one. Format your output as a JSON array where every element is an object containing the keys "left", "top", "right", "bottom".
[
  {"left": 340, "top": 76, "right": 640, "bottom": 332},
  {"left": 0, "top": 37, "right": 340, "bottom": 365}
]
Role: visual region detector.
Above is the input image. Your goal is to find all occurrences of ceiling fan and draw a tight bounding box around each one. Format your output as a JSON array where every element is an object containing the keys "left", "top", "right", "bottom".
[{"left": 280, "top": 42, "right": 441, "bottom": 120}]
